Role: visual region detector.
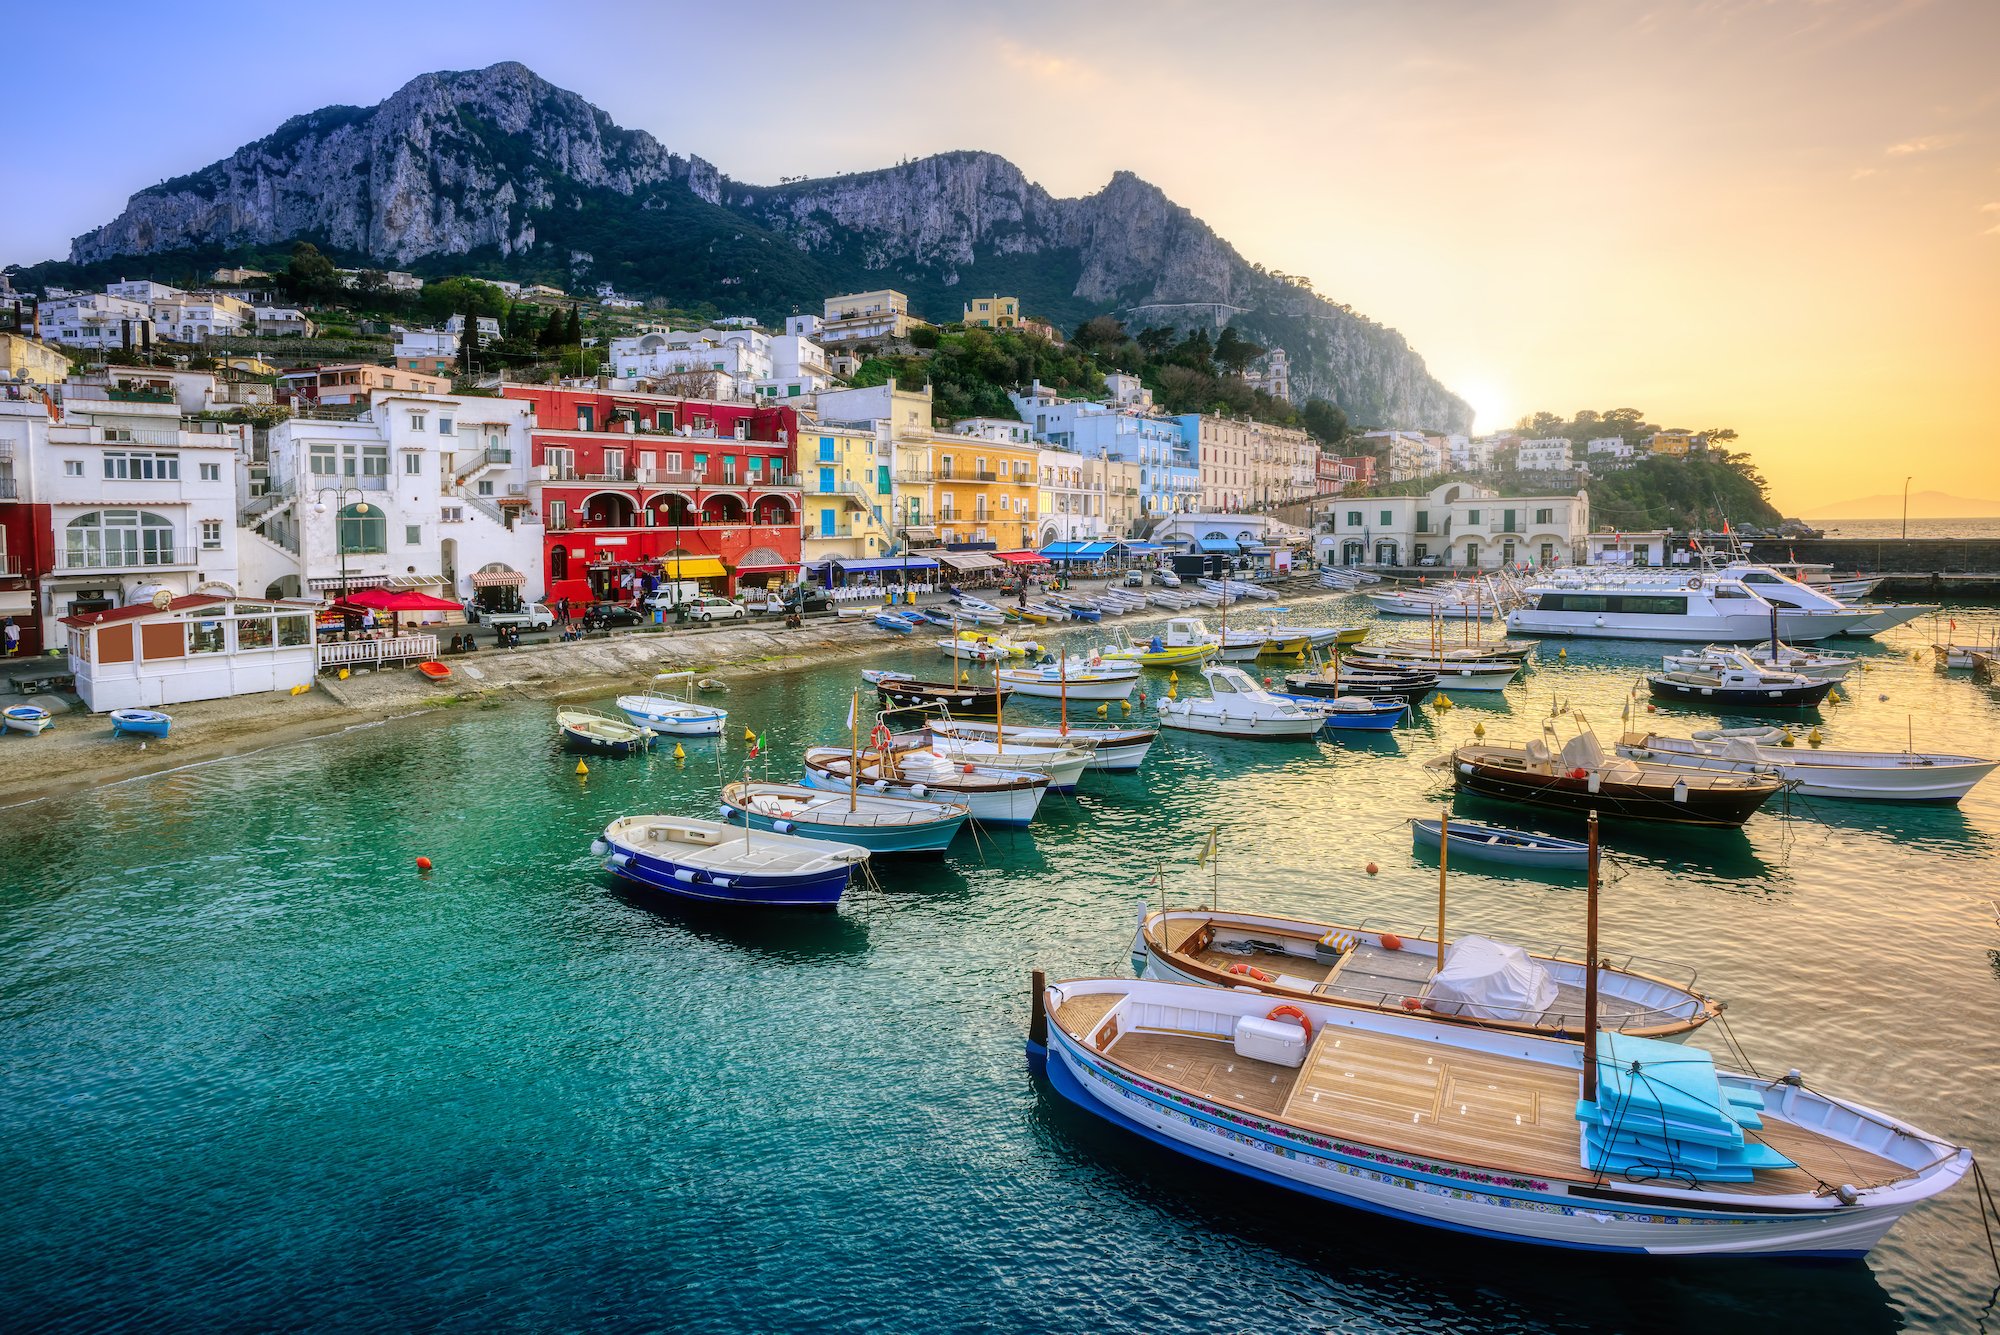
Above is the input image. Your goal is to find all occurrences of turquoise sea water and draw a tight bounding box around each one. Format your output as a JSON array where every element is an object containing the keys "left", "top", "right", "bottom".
[{"left": 3, "top": 598, "right": 1999, "bottom": 1332}]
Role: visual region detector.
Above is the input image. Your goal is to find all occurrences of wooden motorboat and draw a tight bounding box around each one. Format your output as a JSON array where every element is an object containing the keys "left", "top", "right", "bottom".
[
  {"left": 1156, "top": 665, "right": 1323, "bottom": 740},
  {"left": 926, "top": 719, "right": 1157, "bottom": 772},
  {"left": 1031, "top": 975, "right": 1969, "bottom": 1257},
  {"left": 595, "top": 814, "right": 868, "bottom": 909},
  {"left": 1132, "top": 907, "right": 1711, "bottom": 1039},
  {"left": 800, "top": 746, "right": 1049, "bottom": 826},
  {"left": 1102, "top": 616, "right": 1219, "bottom": 667},
  {"left": 3, "top": 704, "right": 53, "bottom": 736},
  {"left": 1441, "top": 716, "right": 1784, "bottom": 827},
  {"left": 1410, "top": 817, "right": 1587, "bottom": 869},
  {"left": 618, "top": 671, "right": 728, "bottom": 736},
  {"left": 1646, "top": 651, "right": 1835, "bottom": 709},
  {"left": 874, "top": 675, "right": 1012, "bottom": 717},
  {"left": 558, "top": 707, "right": 653, "bottom": 756},
  {"left": 1351, "top": 638, "right": 1535, "bottom": 663},
  {"left": 894, "top": 732, "right": 1092, "bottom": 791},
  {"left": 416, "top": 660, "right": 451, "bottom": 681},
  {"left": 1617, "top": 730, "right": 2000, "bottom": 804},
  {"left": 719, "top": 780, "right": 969, "bottom": 855},
  {"left": 108, "top": 708, "right": 172, "bottom": 739}
]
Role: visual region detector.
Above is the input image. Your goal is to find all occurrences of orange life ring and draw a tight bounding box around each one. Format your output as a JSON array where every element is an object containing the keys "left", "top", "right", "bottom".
[
  {"left": 1225, "top": 962, "right": 1273, "bottom": 983},
  {"left": 869, "top": 724, "right": 892, "bottom": 751},
  {"left": 1266, "top": 1004, "right": 1312, "bottom": 1042}
]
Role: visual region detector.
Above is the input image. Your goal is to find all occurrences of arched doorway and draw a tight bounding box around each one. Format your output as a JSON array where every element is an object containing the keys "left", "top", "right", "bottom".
[
  {"left": 584, "top": 492, "right": 636, "bottom": 528},
  {"left": 752, "top": 495, "right": 793, "bottom": 526},
  {"left": 648, "top": 493, "right": 696, "bottom": 527},
  {"left": 701, "top": 494, "right": 746, "bottom": 525},
  {"left": 263, "top": 575, "right": 302, "bottom": 600},
  {"left": 1341, "top": 539, "right": 1365, "bottom": 566},
  {"left": 1372, "top": 539, "right": 1399, "bottom": 565},
  {"left": 440, "top": 537, "right": 459, "bottom": 590}
]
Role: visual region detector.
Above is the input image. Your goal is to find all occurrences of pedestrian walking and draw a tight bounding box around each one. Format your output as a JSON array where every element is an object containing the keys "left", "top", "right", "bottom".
[{"left": 3, "top": 616, "right": 18, "bottom": 657}]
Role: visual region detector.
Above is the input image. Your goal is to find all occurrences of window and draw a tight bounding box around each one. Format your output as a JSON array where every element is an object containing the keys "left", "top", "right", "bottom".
[
  {"left": 733, "top": 422, "right": 748, "bottom": 440},
  {"left": 405, "top": 524, "right": 422, "bottom": 546},
  {"left": 1503, "top": 509, "right": 1517, "bottom": 532},
  {"left": 819, "top": 437, "right": 836, "bottom": 463},
  {"left": 65, "top": 460, "right": 84, "bottom": 477},
  {"left": 189, "top": 619, "right": 226, "bottom": 655},
  {"left": 1415, "top": 510, "right": 1430, "bottom": 534},
  {"left": 548, "top": 500, "right": 567, "bottom": 531},
  {"left": 602, "top": 449, "right": 625, "bottom": 479},
  {"left": 103, "top": 452, "right": 179, "bottom": 481},
  {"left": 238, "top": 616, "right": 274, "bottom": 650},
  {"left": 1346, "top": 510, "right": 1362, "bottom": 526},
  {"left": 408, "top": 413, "right": 427, "bottom": 431},
  {"left": 337, "top": 503, "right": 386, "bottom": 554},
  {"left": 437, "top": 416, "right": 454, "bottom": 435},
  {"left": 405, "top": 453, "right": 423, "bottom": 475},
  {"left": 1535, "top": 508, "right": 1553, "bottom": 525},
  {"left": 1466, "top": 509, "right": 1481, "bottom": 524},
  {"left": 276, "top": 615, "right": 311, "bottom": 648},
  {"left": 199, "top": 462, "right": 222, "bottom": 482},
  {"left": 656, "top": 410, "right": 675, "bottom": 432},
  {"left": 576, "top": 407, "right": 595, "bottom": 432},
  {"left": 310, "top": 445, "right": 336, "bottom": 477},
  {"left": 664, "top": 452, "right": 683, "bottom": 473},
  {"left": 1379, "top": 509, "right": 1392, "bottom": 526},
  {"left": 201, "top": 520, "right": 222, "bottom": 550},
  {"left": 382, "top": 376, "right": 395, "bottom": 391},
  {"left": 361, "top": 445, "right": 388, "bottom": 478},
  {"left": 66, "top": 510, "right": 176, "bottom": 567},
  {"left": 549, "top": 546, "right": 568, "bottom": 579}
]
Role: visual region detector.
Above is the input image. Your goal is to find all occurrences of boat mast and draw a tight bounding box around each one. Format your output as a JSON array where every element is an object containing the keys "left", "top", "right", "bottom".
[
  {"left": 849, "top": 688, "right": 860, "bottom": 814},
  {"left": 1582, "top": 810, "right": 1601, "bottom": 1103},
  {"left": 1058, "top": 647, "right": 1069, "bottom": 738},
  {"left": 1434, "top": 805, "right": 1448, "bottom": 978}
]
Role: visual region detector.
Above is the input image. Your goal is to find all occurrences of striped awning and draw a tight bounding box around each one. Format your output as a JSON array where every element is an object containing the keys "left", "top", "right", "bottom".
[
  {"left": 306, "top": 572, "right": 444, "bottom": 592},
  {"left": 932, "top": 550, "right": 1004, "bottom": 572},
  {"left": 470, "top": 570, "right": 526, "bottom": 588}
]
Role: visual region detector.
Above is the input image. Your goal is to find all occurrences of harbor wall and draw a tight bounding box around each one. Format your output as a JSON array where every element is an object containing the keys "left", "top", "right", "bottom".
[{"left": 1740, "top": 538, "right": 2000, "bottom": 598}]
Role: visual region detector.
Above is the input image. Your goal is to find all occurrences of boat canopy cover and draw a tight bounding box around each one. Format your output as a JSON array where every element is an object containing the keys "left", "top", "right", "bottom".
[
  {"left": 993, "top": 549, "right": 1051, "bottom": 565},
  {"left": 1424, "top": 936, "right": 1558, "bottom": 1023}
]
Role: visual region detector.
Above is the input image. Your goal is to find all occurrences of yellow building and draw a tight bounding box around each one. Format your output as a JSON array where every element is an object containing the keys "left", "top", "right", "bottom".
[
  {"left": 819, "top": 289, "right": 926, "bottom": 344},
  {"left": 1645, "top": 430, "right": 1694, "bottom": 457},
  {"left": 0, "top": 332, "right": 72, "bottom": 387},
  {"left": 961, "top": 295, "right": 1020, "bottom": 329},
  {"left": 930, "top": 436, "right": 1038, "bottom": 550},
  {"left": 800, "top": 422, "right": 895, "bottom": 563}
]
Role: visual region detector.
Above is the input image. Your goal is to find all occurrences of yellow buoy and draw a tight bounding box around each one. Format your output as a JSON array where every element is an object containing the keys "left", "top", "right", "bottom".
[
  {"left": 1168, "top": 669, "right": 1179, "bottom": 683},
  {"left": 575, "top": 760, "right": 590, "bottom": 776},
  {"left": 1557, "top": 647, "right": 1566, "bottom": 659},
  {"left": 1808, "top": 727, "right": 1823, "bottom": 746},
  {"left": 1778, "top": 729, "right": 1796, "bottom": 747},
  {"left": 1095, "top": 703, "right": 1108, "bottom": 716},
  {"left": 743, "top": 726, "right": 757, "bottom": 741},
  {"left": 1166, "top": 683, "right": 1178, "bottom": 699},
  {"left": 1473, "top": 721, "right": 1485, "bottom": 738},
  {"left": 1433, "top": 695, "right": 1454, "bottom": 712},
  {"left": 673, "top": 742, "right": 686, "bottom": 761},
  {"left": 1120, "top": 699, "right": 1132, "bottom": 714},
  {"left": 338, "top": 667, "right": 350, "bottom": 680}
]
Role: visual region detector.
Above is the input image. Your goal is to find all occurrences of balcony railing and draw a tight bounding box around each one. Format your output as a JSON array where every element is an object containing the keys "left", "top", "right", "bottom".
[{"left": 60, "top": 546, "right": 198, "bottom": 571}]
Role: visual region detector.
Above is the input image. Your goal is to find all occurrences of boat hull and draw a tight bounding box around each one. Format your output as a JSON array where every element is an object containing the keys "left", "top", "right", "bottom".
[
  {"left": 561, "top": 725, "right": 650, "bottom": 756},
  {"left": 1035, "top": 1026, "right": 1915, "bottom": 1258},
  {"left": 604, "top": 847, "right": 852, "bottom": 908},
  {"left": 724, "top": 803, "right": 965, "bottom": 854},
  {"left": 108, "top": 709, "right": 170, "bottom": 738},
  {"left": 616, "top": 696, "right": 727, "bottom": 736},
  {"left": 877, "top": 681, "right": 1012, "bottom": 717},
  {"left": 1410, "top": 819, "right": 1587, "bottom": 868},
  {"left": 1616, "top": 741, "right": 2000, "bottom": 803},
  {"left": 798, "top": 764, "right": 1045, "bottom": 826},
  {"left": 3, "top": 707, "right": 53, "bottom": 736},
  {"left": 1451, "top": 763, "right": 1774, "bottom": 827},
  {"left": 1157, "top": 706, "right": 1323, "bottom": 740},
  {"left": 995, "top": 672, "right": 1138, "bottom": 701},
  {"left": 1646, "top": 676, "right": 1835, "bottom": 709}
]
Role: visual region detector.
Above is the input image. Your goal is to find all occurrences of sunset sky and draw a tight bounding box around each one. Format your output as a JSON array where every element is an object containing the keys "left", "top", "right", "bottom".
[{"left": 6, "top": 1, "right": 1995, "bottom": 514}]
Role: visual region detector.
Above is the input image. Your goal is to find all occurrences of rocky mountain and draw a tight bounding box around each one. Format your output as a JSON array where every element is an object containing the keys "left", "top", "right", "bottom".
[{"left": 63, "top": 63, "right": 1468, "bottom": 432}]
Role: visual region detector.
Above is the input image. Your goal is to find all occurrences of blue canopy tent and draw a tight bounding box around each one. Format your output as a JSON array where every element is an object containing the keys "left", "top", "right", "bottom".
[
  {"left": 1195, "top": 538, "right": 1245, "bottom": 554},
  {"left": 1039, "top": 541, "right": 1116, "bottom": 562},
  {"left": 830, "top": 555, "right": 939, "bottom": 587}
]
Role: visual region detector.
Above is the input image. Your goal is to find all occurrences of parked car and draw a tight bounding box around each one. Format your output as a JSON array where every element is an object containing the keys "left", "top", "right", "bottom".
[
  {"left": 784, "top": 586, "right": 830, "bottom": 614},
  {"left": 683, "top": 595, "right": 746, "bottom": 623},
  {"left": 1152, "top": 570, "right": 1182, "bottom": 587},
  {"left": 583, "top": 601, "right": 645, "bottom": 630},
  {"left": 736, "top": 588, "right": 787, "bottom": 615},
  {"left": 1123, "top": 570, "right": 1146, "bottom": 587},
  {"left": 483, "top": 601, "right": 556, "bottom": 631}
]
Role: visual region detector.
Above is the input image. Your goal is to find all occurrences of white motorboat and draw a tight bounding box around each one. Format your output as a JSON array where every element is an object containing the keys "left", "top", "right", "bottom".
[
  {"left": 911, "top": 734, "right": 1093, "bottom": 791},
  {"left": 1662, "top": 643, "right": 1858, "bottom": 682},
  {"left": 1156, "top": 665, "right": 1324, "bottom": 740},
  {"left": 926, "top": 718, "right": 1156, "bottom": 771},
  {"left": 800, "top": 746, "right": 1049, "bottom": 826},
  {"left": 617, "top": 671, "right": 729, "bottom": 736},
  {"left": 1617, "top": 729, "right": 2000, "bottom": 803},
  {"left": 995, "top": 659, "right": 1140, "bottom": 701},
  {"left": 1507, "top": 569, "right": 1877, "bottom": 642},
  {"left": 1715, "top": 562, "right": 1931, "bottom": 638}
]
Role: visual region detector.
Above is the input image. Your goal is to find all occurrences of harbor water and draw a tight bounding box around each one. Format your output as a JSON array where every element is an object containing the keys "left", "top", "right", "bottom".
[{"left": 2, "top": 597, "right": 1998, "bottom": 1332}]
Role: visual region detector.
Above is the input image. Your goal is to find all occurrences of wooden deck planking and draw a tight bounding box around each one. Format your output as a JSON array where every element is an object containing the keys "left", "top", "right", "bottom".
[
  {"left": 1101, "top": 1032, "right": 1298, "bottom": 1115},
  {"left": 1743, "top": 1114, "right": 1909, "bottom": 1194},
  {"left": 1054, "top": 992, "right": 1119, "bottom": 1039}
]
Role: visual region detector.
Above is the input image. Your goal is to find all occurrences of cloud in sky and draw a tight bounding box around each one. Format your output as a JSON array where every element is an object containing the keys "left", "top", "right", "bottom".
[{"left": 1885, "top": 134, "right": 1956, "bottom": 154}]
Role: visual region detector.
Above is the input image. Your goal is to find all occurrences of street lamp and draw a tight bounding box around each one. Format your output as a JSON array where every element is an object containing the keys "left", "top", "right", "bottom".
[
  {"left": 313, "top": 486, "right": 373, "bottom": 636},
  {"left": 1902, "top": 476, "right": 1913, "bottom": 541}
]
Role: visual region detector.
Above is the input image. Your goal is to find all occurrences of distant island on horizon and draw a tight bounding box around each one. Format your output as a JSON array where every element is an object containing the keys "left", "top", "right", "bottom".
[{"left": 1795, "top": 490, "right": 2000, "bottom": 521}]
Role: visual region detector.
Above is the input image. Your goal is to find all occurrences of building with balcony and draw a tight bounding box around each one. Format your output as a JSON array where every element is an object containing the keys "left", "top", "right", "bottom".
[
  {"left": 1516, "top": 438, "right": 1577, "bottom": 473},
  {"left": 1646, "top": 430, "right": 1697, "bottom": 457},
  {"left": 393, "top": 329, "right": 460, "bottom": 376},
  {"left": 280, "top": 364, "right": 451, "bottom": 408},
  {"left": 962, "top": 296, "right": 1020, "bottom": 329},
  {"left": 817, "top": 289, "right": 926, "bottom": 347},
  {"left": 37, "top": 293, "right": 153, "bottom": 350},
  {"left": 1316, "top": 452, "right": 1354, "bottom": 496},
  {"left": 1010, "top": 385, "right": 1198, "bottom": 519},
  {"left": 503, "top": 384, "right": 802, "bottom": 601},
  {"left": 819, "top": 382, "right": 936, "bottom": 548},
  {"left": 1586, "top": 436, "right": 1637, "bottom": 466},
  {"left": 1082, "top": 455, "right": 1143, "bottom": 538},
  {"left": 246, "top": 393, "right": 540, "bottom": 609},
  {"left": 800, "top": 421, "right": 894, "bottom": 564},
  {"left": 926, "top": 436, "right": 1038, "bottom": 551},
  {"left": 254, "top": 307, "right": 317, "bottom": 338},
  {"left": 149, "top": 292, "right": 253, "bottom": 342},
  {"left": 0, "top": 400, "right": 55, "bottom": 653},
  {"left": 1319, "top": 481, "right": 1590, "bottom": 569},
  {"left": 1034, "top": 446, "right": 1107, "bottom": 547}
]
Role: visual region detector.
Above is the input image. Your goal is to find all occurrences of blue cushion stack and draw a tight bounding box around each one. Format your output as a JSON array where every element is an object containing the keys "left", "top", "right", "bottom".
[{"left": 1574, "top": 1033, "right": 1795, "bottom": 1183}]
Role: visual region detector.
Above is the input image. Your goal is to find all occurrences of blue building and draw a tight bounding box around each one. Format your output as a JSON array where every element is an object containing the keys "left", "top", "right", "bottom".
[{"left": 1009, "top": 388, "right": 1198, "bottom": 517}]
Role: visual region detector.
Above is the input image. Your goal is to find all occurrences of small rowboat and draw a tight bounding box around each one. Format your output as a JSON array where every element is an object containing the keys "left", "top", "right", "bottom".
[
  {"left": 558, "top": 708, "right": 653, "bottom": 756},
  {"left": 873, "top": 614, "right": 917, "bottom": 635},
  {"left": 874, "top": 675, "right": 1012, "bottom": 717},
  {"left": 1410, "top": 818, "right": 1588, "bottom": 869},
  {"left": 595, "top": 814, "right": 869, "bottom": 909},
  {"left": 416, "top": 660, "right": 451, "bottom": 681},
  {"left": 720, "top": 780, "right": 969, "bottom": 855},
  {"left": 109, "top": 708, "right": 172, "bottom": 739},
  {"left": 3, "top": 703, "right": 53, "bottom": 736},
  {"left": 1272, "top": 693, "right": 1407, "bottom": 731}
]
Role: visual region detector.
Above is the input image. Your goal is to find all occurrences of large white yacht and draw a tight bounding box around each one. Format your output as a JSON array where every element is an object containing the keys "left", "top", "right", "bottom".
[
  {"left": 1506, "top": 568, "right": 1877, "bottom": 642},
  {"left": 1712, "top": 561, "right": 1932, "bottom": 637}
]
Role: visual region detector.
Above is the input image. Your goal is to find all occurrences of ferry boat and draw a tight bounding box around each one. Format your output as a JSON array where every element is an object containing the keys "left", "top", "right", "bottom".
[{"left": 1506, "top": 570, "right": 1875, "bottom": 643}]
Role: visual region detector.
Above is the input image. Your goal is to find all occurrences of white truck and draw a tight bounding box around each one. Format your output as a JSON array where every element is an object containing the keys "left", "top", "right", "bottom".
[{"left": 481, "top": 601, "right": 556, "bottom": 631}]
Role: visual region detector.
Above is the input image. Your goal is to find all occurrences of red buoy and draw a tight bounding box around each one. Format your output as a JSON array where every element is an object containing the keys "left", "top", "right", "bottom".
[
  {"left": 415, "top": 856, "right": 433, "bottom": 871},
  {"left": 1365, "top": 861, "right": 1379, "bottom": 875}
]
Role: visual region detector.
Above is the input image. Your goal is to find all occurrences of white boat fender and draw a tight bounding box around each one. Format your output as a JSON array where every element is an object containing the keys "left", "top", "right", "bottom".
[
  {"left": 718, "top": 804, "right": 732, "bottom": 818},
  {"left": 590, "top": 839, "right": 609, "bottom": 857},
  {"left": 773, "top": 820, "right": 794, "bottom": 834},
  {"left": 675, "top": 869, "right": 696, "bottom": 883},
  {"left": 711, "top": 876, "right": 732, "bottom": 889},
  {"left": 607, "top": 853, "right": 631, "bottom": 871},
  {"left": 872, "top": 779, "right": 889, "bottom": 792},
  {"left": 910, "top": 784, "right": 927, "bottom": 797}
]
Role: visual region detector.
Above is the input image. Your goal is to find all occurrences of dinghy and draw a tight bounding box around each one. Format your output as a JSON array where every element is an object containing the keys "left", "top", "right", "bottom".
[
  {"left": 1030, "top": 974, "right": 1969, "bottom": 1257},
  {"left": 1131, "top": 906, "right": 1710, "bottom": 1038},
  {"left": 595, "top": 814, "right": 868, "bottom": 909},
  {"left": 558, "top": 708, "right": 653, "bottom": 756},
  {"left": 2, "top": 704, "right": 52, "bottom": 735},
  {"left": 416, "top": 660, "right": 451, "bottom": 681},
  {"left": 874, "top": 675, "right": 1012, "bottom": 717},
  {"left": 873, "top": 613, "right": 917, "bottom": 634},
  {"left": 108, "top": 708, "right": 171, "bottom": 739},
  {"left": 1663, "top": 643, "right": 1858, "bottom": 682},
  {"left": 1273, "top": 693, "right": 1407, "bottom": 731},
  {"left": 994, "top": 659, "right": 1139, "bottom": 701},
  {"left": 898, "top": 733, "right": 1092, "bottom": 792},
  {"left": 617, "top": 671, "right": 728, "bottom": 736},
  {"left": 719, "top": 781, "right": 969, "bottom": 855},
  {"left": 1410, "top": 817, "right": 1587, "bottom": 868},
  {"left": 1617, "top": 730, "right": 2000, "bottom": 804}
]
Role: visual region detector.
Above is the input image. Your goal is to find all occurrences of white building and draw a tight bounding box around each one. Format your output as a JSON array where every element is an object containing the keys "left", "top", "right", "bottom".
[
  {"left": 1516, "top": 438, "right": 1576, "bottom": 473},
  {"left": 106, "top": 279, "right": 183, "bottom": 303},
  {"left": 752, "top": 333, "right": 833, "bottom": 402},
  {"left": 608, "top": 326, "right": 812, "bottom": 398},
  {"left": 38, "top": 293, "right": 152, "bottom": 350},
  {"left": 1034, "top": 445, "right": 1107, "bottom": 546},
  {"left": 1103, "top": 372, "right": 1153, "bottom": 409},
  {"left": 244, "top": 393, "right": 543, "bottom": 606},
  {"left": 1319, "top": 481, "right": 1590, "bottom": 569},
  {"left": 61, "top": 592, "right": 319, "bottom": 712},
  {"left": 25, "top": 390, "right": 246, "bottom": 624},
  {"left": 601, "top": 296, "right": 644, "bottom": 310},
  {"left": 1586, "top": 436, "right": 1636, "bottom": 465},
  {"left": 949, "top": 417, "right": 1036, "bottom": 446},
  {"left": 1243, "top": 346, "right": 1291, "bottom": 403},
  {"left": 1363, "top": 430, "right": 1439, "bottom": 483},
  {"left": 444, "top": 313, "right": 503, "bottom": 341},
  {"left": 394, "top": 328, "right": 460, "bottom": 370},
  {"left": 150, "top": 293, "right": 253, "bottom": 342},
  {"left": 254, "top": 307, "right": 316, "bottom": 337},
  {"left": 1586, "top": 529, "right": 1673, "bottom": 565},
  {"left": 1445, "top": 434, "right": 1491, "bottom": 472}
]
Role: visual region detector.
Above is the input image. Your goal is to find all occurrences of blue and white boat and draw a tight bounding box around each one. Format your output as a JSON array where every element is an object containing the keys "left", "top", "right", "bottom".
[
  {"left": 801, "top": 746, "right": 1049, "bottom": 826},
  {"left": 1411, "top": 818, "right": 1589, "bottom": 870},
  {"left": 1030, "top": 975, "right": 1969, "bottom": 1257},
  {"left": 558, "top": 708, "right": 652, "bottom": 756},
  {"left": 617, "top": 671, "right": 727, "bottom": 736},
  {"left": 596, "top": 814, "right": 870, "bottom": 909},
  {"left": 874, "top": 614, "right": 917, "bottom": 634},
  {"left": 109, "top": 708, "right": 172, "bottom": 738},
  {"left": 1271, "top": 692, "right": 1407, "bottom": 732},
  {"left": 3, "top": 703, "right": 53, "bottom": 736},
  {"left": 720, "top": 780, "right": 969, "bottom": 855}
]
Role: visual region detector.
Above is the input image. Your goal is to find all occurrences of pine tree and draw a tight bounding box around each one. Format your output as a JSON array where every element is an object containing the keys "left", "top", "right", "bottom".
[
  {"left": 538, "top": 309, "right": 564, "bottom": 349},
  {"left": 456, "top": 309, "right": 479, "bottom": 378},
  {"left": 564, "top": 306, "right": 582, "bottom": 346}
]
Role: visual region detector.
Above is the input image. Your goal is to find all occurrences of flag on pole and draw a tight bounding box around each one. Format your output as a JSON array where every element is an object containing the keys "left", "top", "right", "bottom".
[
  {"left": 1722, "top": 517, "right": 1731, "bottom": 535},
  {"left": 747, "top": 728, "right": 762, "bottom": 758},
  {"left": 845, "top": 696, "right": 855, "bottom": 731},
  {"left": 1196, "top": 825, "right": 1220, "bottom": 867}
]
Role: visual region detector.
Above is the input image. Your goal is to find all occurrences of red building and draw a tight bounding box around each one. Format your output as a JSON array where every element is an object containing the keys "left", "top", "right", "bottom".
[
  {"left": 1315, "top": 452, "right": 1353, "bottom": 496},
  {"left": 1336, "top": 455, "right": 1378, "bottom": 488},
  {"left": 0, "top": 401, "right": 55, "bottom": 654},
  {"left": 502, "top": 385, "right": 803, "bottom": 606}
]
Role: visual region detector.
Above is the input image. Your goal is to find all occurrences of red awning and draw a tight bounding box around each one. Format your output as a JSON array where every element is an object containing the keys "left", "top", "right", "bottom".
[
  {"left": 341, "top": 588, "right": 462, "bottom": 613},
  {"left": 993, "top": 550, "right": 1051, "bottom": 566}
]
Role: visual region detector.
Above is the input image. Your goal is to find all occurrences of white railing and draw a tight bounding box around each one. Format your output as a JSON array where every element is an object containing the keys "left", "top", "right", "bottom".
[{"left": 318, "top": 634, "right": 439, "bottom": 669}]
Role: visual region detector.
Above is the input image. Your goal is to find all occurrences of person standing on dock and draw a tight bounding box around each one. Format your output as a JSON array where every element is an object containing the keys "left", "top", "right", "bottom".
[{"left": 2, "top": 617, "right": 17, "bottom": 656}]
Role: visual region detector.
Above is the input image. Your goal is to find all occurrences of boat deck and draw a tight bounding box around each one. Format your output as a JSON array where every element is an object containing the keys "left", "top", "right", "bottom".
[
  {"left": 1056, "top": 1002, "right": 1905, "bottom": 1195},
  {"left": 612, "top": 818, "right": 860, "bottom": 871},
  {"left": 1180, "top": 941, "right": 1657, "bottom": 1032}
]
